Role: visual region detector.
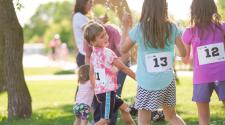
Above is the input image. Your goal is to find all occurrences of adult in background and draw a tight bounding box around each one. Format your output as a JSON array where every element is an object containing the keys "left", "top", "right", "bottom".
[{"left": 72, "top": 0, "right": 93, "bottom": 67}]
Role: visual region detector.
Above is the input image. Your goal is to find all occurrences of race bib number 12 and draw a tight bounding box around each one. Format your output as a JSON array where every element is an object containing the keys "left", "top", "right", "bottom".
[
  {"left": 145, "top": 52, "right": 172, "bottom": 72},
  {"left": 197, "top": 43, "right": 225, "bottom": 65}
]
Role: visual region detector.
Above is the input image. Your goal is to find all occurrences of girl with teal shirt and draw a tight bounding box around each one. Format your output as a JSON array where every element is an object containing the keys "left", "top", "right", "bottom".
[{"left": 121, "top": 0, "right": 186, "bottom": 124}]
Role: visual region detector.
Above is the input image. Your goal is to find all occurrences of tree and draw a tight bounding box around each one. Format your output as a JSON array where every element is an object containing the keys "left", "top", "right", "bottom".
[
  {"left": 23, "top": 1, "right": 75, "bottom": 50},
  {"left": 94, "top": 0, "right": 131, "bottom": 21},
  {"left": 218, "top": 0, "right": 225, "bottom": 20},
  {"left": 0, "top": 0, "right": 32, "bottom": 118}
]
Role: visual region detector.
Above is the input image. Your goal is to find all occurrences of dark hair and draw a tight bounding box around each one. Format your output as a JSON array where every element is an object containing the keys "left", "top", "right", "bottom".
[
  {"left": 191, "top": 0, "right": 222, "bottom": 38},
  {"left": 73, "top": 0, "right": 89, "bottom": 15},
  {"left": 78, "top": 65, "right": 90, "bottom": 83},
  {"left": 140, "top": 0, "right": 171, "bottom": 49},
  {"left": 83, "top": 22, "right": 105, "bottom": 44}
]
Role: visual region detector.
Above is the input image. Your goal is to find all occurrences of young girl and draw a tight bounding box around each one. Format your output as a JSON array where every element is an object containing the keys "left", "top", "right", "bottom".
[
  {"left": 73, "top": 65, "right": 94, "bottom": 125},
  {"left": 84, "top": 22, "right": 136, "bottom": 125},
  {"left": 72, "top": 0, "right": 93, "bottom": 67},
  {"left": 120, "top": 0, "right": 186, "bottom": 125},
  {"left": 182, "top": 0, "right": 225, "bottom": 124}
]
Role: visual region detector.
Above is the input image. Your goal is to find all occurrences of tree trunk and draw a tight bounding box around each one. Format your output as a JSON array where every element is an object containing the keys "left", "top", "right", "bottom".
[
  {"left": 0, "top": 21, "right": 5, "bottom": 93},
  {"left": 0, "top": 0, "right": 32, "bottom": 118},
  {"left": 94, "top": 0, "right": 131, "bottom": 21}
]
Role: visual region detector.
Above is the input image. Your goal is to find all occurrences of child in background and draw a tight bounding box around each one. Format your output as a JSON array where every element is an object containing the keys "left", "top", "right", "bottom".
[
  {"left": 182, "top": 0, "right": 225, "bottom": 124},
  {"left": 73, "top": 65, "right": 94, "bottom": 125},
  {"left": 120, "top": 0, "right": 186, "bottom": 124},
  {"left": 84, "top": 22, "right": 136, "bottom": 125}
]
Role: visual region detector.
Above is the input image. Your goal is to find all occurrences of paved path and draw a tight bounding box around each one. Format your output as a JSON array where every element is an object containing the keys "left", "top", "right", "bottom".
[{"left": 25, "top": 71, "right": 192, "bottom": 81}]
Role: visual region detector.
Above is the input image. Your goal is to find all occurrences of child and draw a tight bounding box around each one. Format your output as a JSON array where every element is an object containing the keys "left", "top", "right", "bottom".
[
  {"left": 84, "top": 20, "right": 131, "bottom": 125},
  {"left": 84, "top": 22, "right": 136, "bottom": 125},
  {"left": 73, "top": 65, "right": 94, "bottom": 125},
  {"left": 120, "top": 0, "right": 186, "bottom": 124},
  {"left": 182, "top": 0, "right": 225, "bottom": 124}
]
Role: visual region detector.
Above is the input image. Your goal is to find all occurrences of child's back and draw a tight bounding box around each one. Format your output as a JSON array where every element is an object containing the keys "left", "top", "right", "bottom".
[
  {"left": 75, "top": 80, "right": 94, "bottom": 106},
  {"left": 73, "top": 65, "right": 94, "bottom": 125},
  {"left": 182, "top": 0, "right": 225, "bottom": 124},
  {"left": 183, "top": 23, "right": 225, "bottom": 83}
]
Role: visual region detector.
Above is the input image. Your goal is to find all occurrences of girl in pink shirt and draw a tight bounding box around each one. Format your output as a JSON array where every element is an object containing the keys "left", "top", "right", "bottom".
[
  {"left": 84, "top": 22, "right": 136, "bottom": 125},
  {"left": 73, "top": 65, "right": 94, "bottom": 125},
  {"left": 182, "top": 0, "right": 225, "bottom": 124}
]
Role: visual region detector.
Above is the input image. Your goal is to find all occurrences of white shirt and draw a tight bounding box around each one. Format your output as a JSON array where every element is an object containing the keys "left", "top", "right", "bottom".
[
  {"left": 75, "top": 80, "right": 94, "bottom": 106},
  {"left": 72, "top": 12, "right": 89, "bottom": 55}
]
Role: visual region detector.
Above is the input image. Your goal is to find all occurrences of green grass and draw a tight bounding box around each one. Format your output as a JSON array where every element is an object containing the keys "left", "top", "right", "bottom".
[{"left": 0, "top": 76, "right": 225, "bottom": 125}]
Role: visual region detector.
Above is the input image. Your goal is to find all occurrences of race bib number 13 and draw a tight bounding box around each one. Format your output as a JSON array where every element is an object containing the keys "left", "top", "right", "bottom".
[
  {"left": 95, "top": 68, "right": 106, "bottom": 85},
  {"left": 197, "top": 43, "right": 225, "bottom": 65},
  {"left": 145, "top": 52, "right": 172, "bottom": 72}
]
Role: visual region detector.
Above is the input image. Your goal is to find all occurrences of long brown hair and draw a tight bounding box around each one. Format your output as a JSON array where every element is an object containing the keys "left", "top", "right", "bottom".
[
  {"left": 78, "top": 65, "right": 90, "bottom": 83},
  {"left": 191, "top": 0, "right": 222, "bottom": 38},
  {"left": 73, "top": 0, "right": 89, "bottom": 15},
  {"left": 140, "top": 0, "right": 171, "bottom": 49}
]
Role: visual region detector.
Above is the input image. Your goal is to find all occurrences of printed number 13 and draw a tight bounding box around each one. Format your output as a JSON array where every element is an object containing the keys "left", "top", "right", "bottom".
[{"left": 153, "top": 57, "right": 168, "bottom": 67}]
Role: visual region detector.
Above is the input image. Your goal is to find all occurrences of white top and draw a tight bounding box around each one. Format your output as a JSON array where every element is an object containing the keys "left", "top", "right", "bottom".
[
  {"left": 75, "top": 80, "right": 94, "bottom": 106},
  {"left": 72, "top": 12, "right": 89, "bottom": 55}
]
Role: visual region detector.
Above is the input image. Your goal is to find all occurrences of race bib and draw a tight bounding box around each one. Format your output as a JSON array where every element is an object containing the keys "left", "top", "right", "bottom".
[
  {"left": 94, "top": 68, "right": 106, "bottom": 85},
  {"left": 145, "top": 52, "right": 172, "bottom": 72},
  {"left": 197, "top": 43, "right": 225, "bottom": 65}
]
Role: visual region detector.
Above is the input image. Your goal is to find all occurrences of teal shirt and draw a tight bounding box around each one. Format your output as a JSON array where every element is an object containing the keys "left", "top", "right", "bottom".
[{"left": 129, "top": 23, "right": 181, "bottom": 90}]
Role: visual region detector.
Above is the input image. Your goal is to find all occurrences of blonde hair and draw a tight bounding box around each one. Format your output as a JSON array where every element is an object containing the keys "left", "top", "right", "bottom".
[
  {"left": 84, "top": 22, "right": 105, "bottom": 44},
  {"left": 78, "top": 65, "right": 90, "bottom": 84}
]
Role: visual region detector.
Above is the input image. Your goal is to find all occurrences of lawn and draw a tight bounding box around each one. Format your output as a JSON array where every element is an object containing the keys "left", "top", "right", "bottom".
[{"left": 0, "top": 76, "right": 225, "bottom": 125}]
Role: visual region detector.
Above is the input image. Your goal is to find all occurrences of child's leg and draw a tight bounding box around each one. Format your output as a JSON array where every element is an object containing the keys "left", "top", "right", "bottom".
[
  {"left": 138, "top": 109, "right": 151, "bottom": 125},
  {"left": 195, "top": 102, "right": 210, "bottom": 125},
  {"left": 74, "top": 117, "right": 81, "bottom": 125},
  {"left": 94, "top": 118, "right": 109, "bottom": 125},
  {"left": 95, "top": 92, "right": 114, "bottom": 125},
  {"left": 80, "top": 119, "right": 89, "bottom": 125},
  {"left": 119, "top": 103, "right": 136, "bottom": 125},
  {"left": 162, "top": 104, "right": 186, "bottom": 125}
]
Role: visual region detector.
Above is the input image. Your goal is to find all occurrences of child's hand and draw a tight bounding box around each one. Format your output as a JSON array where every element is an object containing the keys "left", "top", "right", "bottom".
[
  {"left": 99, "top": 13, "right": 109, "bottom": 24},
  {"left": 122, "top": 12, "right": 132, "bottom": 30}
]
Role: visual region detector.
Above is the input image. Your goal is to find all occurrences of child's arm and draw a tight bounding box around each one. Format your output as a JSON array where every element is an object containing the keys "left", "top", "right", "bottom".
[
  {"left": 175, "top": 36, "right": 186, "bottom": 57},
  {"left": 112, "top": 58, "right": 135, "bottom": 80},
  {"left": 183, "top": 44, "right": 191, "bottom": 64},
  {"left": 89, "top": 63, "right": 96, "bottom": 88}
]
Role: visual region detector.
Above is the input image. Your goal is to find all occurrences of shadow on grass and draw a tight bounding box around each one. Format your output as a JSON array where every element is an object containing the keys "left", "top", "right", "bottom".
[
  {"left": 54, "top": 70, "right": 74, "bottom": 75},
  {"left": 1, "top": 104, "right": 74, "bottom": 125},
  {"left": 1, "top": 98, "right": 225, "bottom": 125}
]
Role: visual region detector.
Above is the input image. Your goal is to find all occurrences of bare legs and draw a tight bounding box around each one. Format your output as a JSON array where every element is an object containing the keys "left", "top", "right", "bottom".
[
  {"left": 162, "top": 105, "right": 186, "bottom": 125},
  {"left": 137, "top": 105, "right": 185, "bottom": 125}
]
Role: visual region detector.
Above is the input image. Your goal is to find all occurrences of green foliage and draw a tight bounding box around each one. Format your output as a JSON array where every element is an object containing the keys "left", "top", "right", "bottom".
[
  {"left": 92, "top": 4, "right": 120, "bottom": 25},
  {"left": 14, "top": 0, "right": 24, "bottom": 10},
  {"left": 218, "top": 0, "right": 225, "bottom": 20},
  {"left": 23, "top": 1, "right": 74, "bottom": 49}
]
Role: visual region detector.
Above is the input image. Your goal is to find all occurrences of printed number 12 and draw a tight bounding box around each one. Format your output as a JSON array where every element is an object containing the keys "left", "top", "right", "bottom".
[{"left": 205, "top": 47, "right": 219, "bottom": 58}]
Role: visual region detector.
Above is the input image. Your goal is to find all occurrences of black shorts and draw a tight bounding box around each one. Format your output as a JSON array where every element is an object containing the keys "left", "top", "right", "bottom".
[{"left": 96, "top": 91, "right": 124, "bottom": 120}]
